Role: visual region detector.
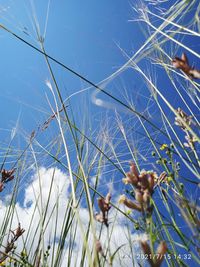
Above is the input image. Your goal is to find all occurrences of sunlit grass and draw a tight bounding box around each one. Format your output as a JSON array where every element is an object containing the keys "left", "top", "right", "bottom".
[{"left": 0, "top": 0, "right": 199, "bottom": 266}]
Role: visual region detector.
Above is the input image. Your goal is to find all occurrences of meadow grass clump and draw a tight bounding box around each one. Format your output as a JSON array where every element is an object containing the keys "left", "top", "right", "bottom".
[{"left": 0, "top": 0, "right": 200, "bottom": 266}]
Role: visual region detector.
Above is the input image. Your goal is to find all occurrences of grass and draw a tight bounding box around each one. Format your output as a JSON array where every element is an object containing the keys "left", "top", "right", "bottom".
[{"left": 0, "top": 0, "right": 200, "bottom": 266}]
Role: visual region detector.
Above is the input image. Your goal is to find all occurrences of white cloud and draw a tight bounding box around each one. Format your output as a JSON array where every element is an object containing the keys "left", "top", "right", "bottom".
[
  {"left": 24, "top": 166, "right": 70, "bottom": 209},
  {"left": 0, "top": 167, "right": 145, "bottom": 266}
]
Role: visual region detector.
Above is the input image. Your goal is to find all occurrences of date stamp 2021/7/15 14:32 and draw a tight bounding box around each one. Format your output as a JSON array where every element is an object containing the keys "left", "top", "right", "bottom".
[{"left": 136, "top": 253, "right": 192, "bottom": 261}]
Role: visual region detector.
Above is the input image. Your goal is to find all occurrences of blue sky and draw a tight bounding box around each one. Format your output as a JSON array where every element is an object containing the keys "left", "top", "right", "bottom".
[
  {"left": 0, "top": 1, "right": 199, "bottom": 266},
  {"left": 0, "top": 1, "right": 146, "bottom": 151},
  {"left": 0, "top": 0, "right": 150, "bottom": 186},
  {"left": 0, "top": 0, "right": 199, "bottom": 218}
]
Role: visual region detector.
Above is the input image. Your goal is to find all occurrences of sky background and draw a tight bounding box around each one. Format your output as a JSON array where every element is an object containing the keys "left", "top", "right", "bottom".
[
  {"left": 0, "top": 0, "right": 142, "bottom": 131},
  {"left": 0, "top": 1, "right": 199, "bottom": 266},
  {"left": 0, "top": 2, "right": 149, "bottom": 265},
  {"left": 0, "top": 0, "right": 150, "bottom": 194}
]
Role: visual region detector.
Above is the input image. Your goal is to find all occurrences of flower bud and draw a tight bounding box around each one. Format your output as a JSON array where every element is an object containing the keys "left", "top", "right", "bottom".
[
  {"left": 105, "top": 192, "right": 111, "bottom": 204},
  {"left": 123, "top": 172, "right": 138, "bottom": 186},
  {"left": 148, "top": 174, "right": 155, "bottom": 191},
  {"left": 119, "top": 195, "right": 142, "bottom": 211},
  {"left": 135, "top": 190, "right": 143, "bottom": 204},
  {"left": 155, "top": 241, "right": 167, "bottom": 267},
  {"left": 139, "top": 172, "right": 149, "bottom": 189},
  {"left": 141, "top": 241, "right": 151, "bottom": 255},
  {"left": 96, "top": 240, "right": 104, "bottom": 257},
  {"left": 0, "top": 182, "right": 4, "bottom": 192},
  {"left": 130, "top": 162, "right": 139, "bottom": 178},
  {"left": 143, "top": 190, "right": 150, "bottom": 203}
]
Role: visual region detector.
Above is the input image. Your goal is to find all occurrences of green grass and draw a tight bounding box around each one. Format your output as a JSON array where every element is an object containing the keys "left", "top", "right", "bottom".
[{"left": 0, "top": 0, "right": 200, "bottom": 266}]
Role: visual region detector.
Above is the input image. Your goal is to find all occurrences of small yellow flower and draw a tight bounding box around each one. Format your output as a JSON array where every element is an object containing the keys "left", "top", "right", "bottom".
[
  {"left": 125, "top": 210, "right": 132, "bottom": 215},
  {"left": 167, "top": 176, "right": 173, "bottom": 183},
  {"left": 160, "top": 144, "right": 168, "bottom": 150},
  {"left": 122, "top": 178, "right": 129, "bottom": 185},
  {"left": 21, "top": 249, "right": 27, "bottom": 257},
  {"left": 0, "top": 261, "right": 6, "bottom": 266}
]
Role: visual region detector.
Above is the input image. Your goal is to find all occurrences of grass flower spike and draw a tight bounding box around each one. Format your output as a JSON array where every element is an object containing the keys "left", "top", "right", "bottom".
[
  {"left": 172, "top": 53, "right": 200, "bottom": 79},
  {"left": 95, "top": 192, "right": 111, "bottom": 227}
]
